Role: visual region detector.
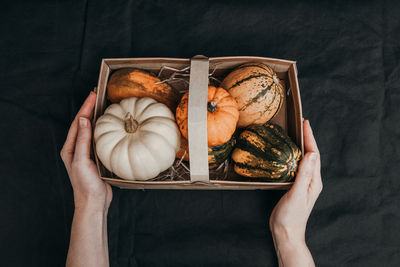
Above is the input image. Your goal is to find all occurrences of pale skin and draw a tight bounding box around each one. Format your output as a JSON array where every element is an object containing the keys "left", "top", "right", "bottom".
[
  {"left": 61, "top": 92, "right": 322, "bottom": 267},
  {"left": 270, "top": 119, "right": 322, "bottom": 267},
  {"left": 60, "top": 91, "right": 112, "bottom": 267}
]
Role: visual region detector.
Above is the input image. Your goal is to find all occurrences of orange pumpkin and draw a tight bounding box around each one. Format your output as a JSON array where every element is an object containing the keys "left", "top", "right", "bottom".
[
  {"left": 176, "top": 136, "right": 190, "bottom": 161},
  {"left": 176, "top": 86, "right": 239, "bottom": 147},
  {"left": 107, "top": 68, "right": 179, "bottom": 111}
]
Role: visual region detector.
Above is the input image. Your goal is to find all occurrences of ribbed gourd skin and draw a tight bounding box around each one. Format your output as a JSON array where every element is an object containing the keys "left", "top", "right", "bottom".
[
  {"left": 221, "top": 62, "right": 284, "bottom": 128},
  {"left": 176, "top": 136, "right": 235, "bottom": 169},
  {"left": 232, "top": 123, "right": 301, "bottom": 181},
  {"left": 208, "top": 136, "right": 235, "bottom": 169}
]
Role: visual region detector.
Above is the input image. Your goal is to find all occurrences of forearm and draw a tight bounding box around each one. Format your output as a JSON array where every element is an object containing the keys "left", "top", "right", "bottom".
[
  {"left": 66, "top": 206, "right": 109, "bottom": 267},
  {"left": 271, "top": 231, "right": 315, "bottom": 267}
]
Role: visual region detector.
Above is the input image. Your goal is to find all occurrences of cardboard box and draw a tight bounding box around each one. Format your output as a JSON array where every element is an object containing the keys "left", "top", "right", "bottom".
[{"left": 93, "top": 55, "right": 303, "bottom": 190}]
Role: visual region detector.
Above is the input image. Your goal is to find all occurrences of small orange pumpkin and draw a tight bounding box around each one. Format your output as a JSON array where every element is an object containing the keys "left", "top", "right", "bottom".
[
  {"left": 107, "top": 68, "right": 179, "bottom": 111},
  {"left": 176, "top": 86, "right": 239, "bottom": 147}
]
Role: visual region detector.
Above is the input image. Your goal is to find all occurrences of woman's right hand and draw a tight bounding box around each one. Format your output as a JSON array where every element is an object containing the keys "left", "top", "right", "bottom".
[{"left": 269, "top": 120, "right": 322, "bottom": 267}]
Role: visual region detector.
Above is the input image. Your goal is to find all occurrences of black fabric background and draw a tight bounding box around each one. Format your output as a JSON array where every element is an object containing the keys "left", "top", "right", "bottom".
[{"left": 1, "top": 0, "right": 399, "bottom": 266}]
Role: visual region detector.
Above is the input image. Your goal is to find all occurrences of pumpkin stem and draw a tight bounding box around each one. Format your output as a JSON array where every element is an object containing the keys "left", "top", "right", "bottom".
[
  {"left": 207, "top": 100, "right": 218, "bottom": 113},
  {"left": 287, "top": 159, "right": 297, "bottom": 173},
  {"left": 124, "top": 113, "right": 139, "bottom": 133}
]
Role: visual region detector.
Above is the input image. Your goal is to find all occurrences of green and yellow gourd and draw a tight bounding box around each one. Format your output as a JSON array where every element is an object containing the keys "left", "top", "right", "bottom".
[
  {"left": 176, "top": 136, "right": 235, "bottom": 169},
  {"left": 208, "top": 137, "right": 236, "bottom": 169},
  {"left": 232, "top": 123, "right": 301, "bottom": 181}
]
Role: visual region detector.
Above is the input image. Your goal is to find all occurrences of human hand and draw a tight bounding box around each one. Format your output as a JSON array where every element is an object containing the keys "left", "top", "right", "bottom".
[
  {"left": 60, "top": 91, "right": 112, "bottom": 213},
  {"left": 269, "top": 120, "right": 322, "bottom": 248}
]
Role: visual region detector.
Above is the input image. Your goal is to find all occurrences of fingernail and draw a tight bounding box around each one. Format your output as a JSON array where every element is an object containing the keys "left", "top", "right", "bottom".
[{"left": 79, "top": 117, "right": 87, "bottom": 128}]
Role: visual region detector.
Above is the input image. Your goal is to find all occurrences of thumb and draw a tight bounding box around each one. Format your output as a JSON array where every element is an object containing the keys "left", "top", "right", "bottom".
[
  {"left": 291, "top": 152, "right": 318, "bottom": 193},
  {"left": 73, "top": 117, "right": 92, "bottom": 162}
]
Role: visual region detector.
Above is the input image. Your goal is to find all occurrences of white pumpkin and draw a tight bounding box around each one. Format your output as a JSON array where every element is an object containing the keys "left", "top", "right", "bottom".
[{"left": 94, "top": 97, "right": 180, "bottom": 180}]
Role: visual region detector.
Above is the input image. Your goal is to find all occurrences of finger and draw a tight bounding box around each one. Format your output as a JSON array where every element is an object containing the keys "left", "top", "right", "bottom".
[
  {"left": 303, "top": 120, "right": 323, "bottom": 196},
  {"left": 66, "top": 91, "right": 96, "bottom": 144},
  {"left": 303, "top": 120, "right": 321, "bottom": 173},
  {"left": 291, "top": 152, "right": 318, "bottom": 193},
  {"left": 60, "top": 92, "right": 96, "bottom": 164},
  {"left": 309, "top": 159, "right": 323, "bottom": 197},
  {"left": 309, "top": 172, "right": 323, "bottom": 198},
  {"left": 73, "top": 117, "right": 92, "bottom": 162},
  {"left": 304, "top": 120, "right": 319, "bottom": 154}
]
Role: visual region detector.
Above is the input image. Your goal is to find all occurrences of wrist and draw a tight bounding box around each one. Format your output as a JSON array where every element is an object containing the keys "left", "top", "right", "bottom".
[
  {"left": 273, "top": 234, "right": 307, "bottom": 251},
  {"left": 272, "top": 236, "right": 313, "bottom": 267},
  {"left": 74, "top": 203, "right": 109, "bottom": 219},
  {"left": 272, "top": 228, "right": 308, "bottom": 258},
  {"left": 271, "top": 224, "right": 306, "bottom": 247},
  {"left": 73, "top": 193, "right": 109, "bottom": 214}
]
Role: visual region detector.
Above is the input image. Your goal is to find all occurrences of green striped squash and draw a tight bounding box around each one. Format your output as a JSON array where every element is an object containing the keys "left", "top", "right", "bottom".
[
  {"left": 176, "top": 136, "right": 235, "bottom": 169},
  {"left": 232, "top": 123, "right": 301, "bottom": 181},
  {"left": 221, "top": 62, "right": 284, "bottom": 128},
  {"left": 208, "top": 136, "right": 236, "bottom": 169}
]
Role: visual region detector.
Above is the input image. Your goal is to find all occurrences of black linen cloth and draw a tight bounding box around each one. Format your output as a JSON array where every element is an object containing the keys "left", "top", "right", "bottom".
[{"left": 0, "top": 1, "right": 399, "bottom": 266}]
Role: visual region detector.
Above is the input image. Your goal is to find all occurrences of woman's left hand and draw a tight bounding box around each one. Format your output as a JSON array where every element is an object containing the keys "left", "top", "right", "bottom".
[{"left": 60, "top": 91, "right": 112, "bottom": 212}]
